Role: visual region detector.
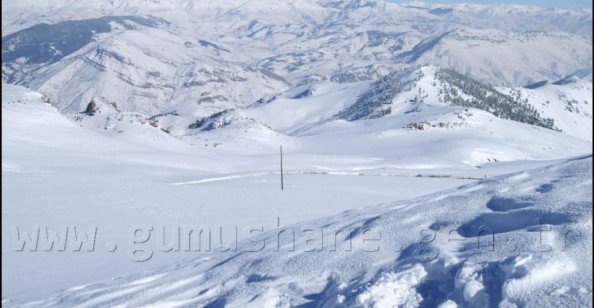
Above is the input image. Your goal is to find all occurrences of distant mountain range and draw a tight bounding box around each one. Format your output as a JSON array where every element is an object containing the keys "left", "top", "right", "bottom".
[{"left": 1, "top": 0, "right": 592, "bottom": 146}]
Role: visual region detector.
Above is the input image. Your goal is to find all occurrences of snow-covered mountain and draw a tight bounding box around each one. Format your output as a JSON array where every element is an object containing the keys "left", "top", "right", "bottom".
[
  {"left": 5, "top": 92, "right": 592, "bottom": 306},
  {"left": 2, "top": 0, "right": 592, "bottom": 306},
  {"left": 2, "top": 15, "right": 289, "bottom": 115},
  {"left": 2, "top": 0, "right": 591, "bottom": 148},
  {"left": 500, "top": 75, "right": 593, "bottom": 141},
  {"left": 2, "top": 0, "right": 592, "bottom": 116},
  {"left": 2, "top": 84, "right": 592, "bottom": 306},
  {"left": 175, "top": 67, "right": 592, "bottom": 147}
]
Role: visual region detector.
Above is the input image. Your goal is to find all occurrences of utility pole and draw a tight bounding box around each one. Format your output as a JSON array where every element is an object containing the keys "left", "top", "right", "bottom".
[{"left": 280, "top": 145, "right": 284, "bottom": 190}]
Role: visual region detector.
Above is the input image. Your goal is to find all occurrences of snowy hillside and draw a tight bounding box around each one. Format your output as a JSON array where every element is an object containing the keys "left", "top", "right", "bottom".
[
  {"left": 2, "top": 0, "right": 592, "bottom": 116},
  {"left": 499, "top": 75, "right": 593, "bottom": 141},
  {"left": 2, "top": 74, "right": 592, "bottom": 305},
  {"left": 2, "top": 0, "right": 593, "bottom": 306},
  {"left": 2, "top": 15, "right": 288, "bottom": 115},
  {"left": 9, "top": 153, "right": 592, "bottom": 307},
  {"left": 180, "top": 66, "right": 593, "bottom": 157}
]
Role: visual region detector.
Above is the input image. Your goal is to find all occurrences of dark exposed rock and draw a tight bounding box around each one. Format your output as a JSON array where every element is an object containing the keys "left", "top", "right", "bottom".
[{"left": 83, "top": 100, "right": 99, "bottom": 116}]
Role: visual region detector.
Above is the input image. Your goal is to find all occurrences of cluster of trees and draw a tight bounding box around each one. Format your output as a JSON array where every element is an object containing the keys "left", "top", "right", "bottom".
[
  {"left": 436, "top": 69, "right": 557, "bottom": 130},
  {"left": 188, "top": 109, "right": 233, "bottom": 131},
  {"left": 338, "top": 68, "right": 422, "bottom": 121}
]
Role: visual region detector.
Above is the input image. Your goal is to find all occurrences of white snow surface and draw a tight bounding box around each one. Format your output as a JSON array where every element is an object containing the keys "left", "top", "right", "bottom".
[
  {"left": 2, "top": 81, "right": 592, "bottom": 307},
  {"left": 6, "top": 140, "right": 593, "bottom": 306},
  {"left": 1, "top": 2, "right": 593, "bottom": 305},
  {"left": 499, "top": 79, "right": 593, "bottom": 141}
]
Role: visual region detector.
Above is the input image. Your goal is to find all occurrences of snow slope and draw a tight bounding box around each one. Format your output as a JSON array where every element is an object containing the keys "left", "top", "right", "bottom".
[
  {"left": 2, "top": 16, "right": 289, "bottom": 115},
  {"left": 0, "top": 84, "right": 496, "bottom": 302},
  {"left": 182, "top": 67, "right": 592, "bottom": 166},
  {"left": 1, "top": 2, "right": 593, "bottom": 304},
  {"left": 499, "top": 77, "right": 593, "bottom": 141},
  {"left": 3, "top": 74, "right": 592, "bottom": 305},
  {"left": 9, "top": 154, "right": 592, "bottom": 307}
]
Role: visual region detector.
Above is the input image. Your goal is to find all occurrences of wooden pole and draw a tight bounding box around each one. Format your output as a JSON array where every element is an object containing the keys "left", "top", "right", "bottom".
[{"left": 280, "top": 145, "right": 284, "bottom": 190}]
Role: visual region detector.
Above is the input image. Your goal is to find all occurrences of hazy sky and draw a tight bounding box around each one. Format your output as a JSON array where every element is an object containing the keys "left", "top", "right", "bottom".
[{"left": 388, "top": 0, "right": 593, "bottom": 9}]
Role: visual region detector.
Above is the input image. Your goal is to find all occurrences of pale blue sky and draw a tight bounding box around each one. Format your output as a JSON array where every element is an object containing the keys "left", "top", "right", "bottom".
[{"left": 387, "top": 0, "right": 592, "bottom": 9}]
